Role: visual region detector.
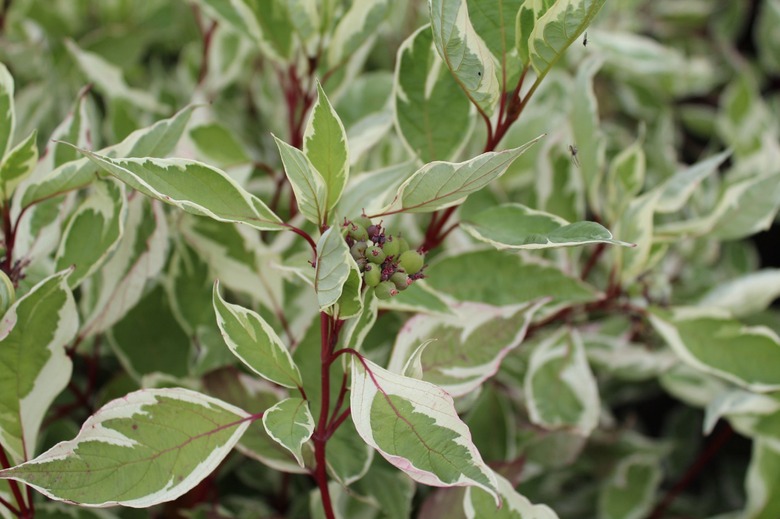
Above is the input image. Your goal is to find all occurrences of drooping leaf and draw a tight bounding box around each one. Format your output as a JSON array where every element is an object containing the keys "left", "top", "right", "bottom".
[
  {"left": 650, "top": 308, "right": 780, "bottom": 392},
  {"left": 394, "top": 138, "right": 542, "bottom": 213},
  {"left": 328, "top": 0, "right": 389, "bottom": 67},
  {"left": 55, "top": 179, "right": 127, "bottom": 289},
  {"left": 0, "top": 129, "right": 37, "bottom": 198},
  {"left": 527, "top": 0, "right": 607, "bottom": 76},
  {"left": 0, "top": 270, "right": 77, "bottom": 464},
  {"left": 524, "top": 329, "right": 600, "bottom": 435},
  {"left": 274, "top": 135, "right": 328, "bottom": 226},
  {"left": 314, "top": 227, "right": 354, "bottom": 310},
  {"left": 387, "top": 301, "right": 544, "bottom": 396},
  {"left": 262, "top": 398, "right": 314, "bottom": 468},
  {"left": 350, "top": 357, "right": 499, "bottom": 500},
  {"left": 429, "top": 0, "right": 500, "bottom": 115},
  {"left": 698, "top": 269, "right": 780, "bottom": 318},
  {"left": 0, "top": 388, "right": 252, "bottom": 507},
  {"left": 464, "top": 472, "right": 559, "bottom": 519},
  {"left": 213, "top": 282, "right": 302, "bottom": 389},
  {"left": 77, "top": 150, "right": 284, "bottom": 231},
  {"left": 303, "top": 82, "right": 350, "bottom": 211},
  {"left": 598, "top": 455, "right": 662, "bottom": 519},
  {"left": 462, "top": 203, "right": 631, "bottom": 250},
  {"left": 0, "top": 63, "right": 15, "bottom": 162},
  {"left": 394, "top": 24, "right": 472, "bottom": 163}
]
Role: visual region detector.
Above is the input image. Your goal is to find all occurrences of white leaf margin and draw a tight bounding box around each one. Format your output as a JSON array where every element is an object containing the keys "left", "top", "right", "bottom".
[
  {"left": 464, "top": 472, "right": 559, "bottom": 519},
  {"left": 262, "top": 397, "right": 314, "bottom": 468}
]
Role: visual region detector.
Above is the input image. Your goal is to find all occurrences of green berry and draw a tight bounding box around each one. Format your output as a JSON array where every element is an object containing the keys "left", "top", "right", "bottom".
[
  {"left": 390, "top": 271, "right": 410, "bottom": 291},
  {"left": 374, "top": 281, "right": 398, "bottom": 300},
  {"left": 364, "top": 266, "right": 381, "bottom": 287},
  {"left": 396, "top": 237, "right": 410, "bottom": 253},
  {"left": 351, "top": 240, "right": 367, "bottom": 259},
  {"left": 352, "top": 216, "right": 372, "bottom": 229},
  {"left": 398, "top": 250, "right": 424, "bottom": 275},
  {"left": 366, "top": 245, "right": 386, "bottom": 264},
  {"left": 383, "top": 235, "right": 399, "bottom": 257},
  {"left": 348, "top": 223, "right": 368, "bottom": 241}
]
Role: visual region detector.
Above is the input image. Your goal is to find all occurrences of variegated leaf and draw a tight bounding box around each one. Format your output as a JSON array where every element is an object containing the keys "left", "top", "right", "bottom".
[
  {"left": 0, "top": 63, "right": 15, "bottom": 162},
  {"left": 0, "top": 129, "right": 37, "bottom": 198},
  {"left": 327, "top": 0, "right": 389, "bottom": 67},
  {"left": 274, "top": 135, "right": 328, "bottom": 226},
  {"left": 464, "top": 472, "right": 559, "bottom": 519},
  {"left": 0, "top": 388, "right": 252, "bottom": 507},
  {"left": 314, "top": 227, "right": 354, "bottom": 310},
  {"left": 262, "top": 398, "right": 314, "bottom": 468},
  {"left": 598, "top": 455, "right": 662, "bottom": 519}
]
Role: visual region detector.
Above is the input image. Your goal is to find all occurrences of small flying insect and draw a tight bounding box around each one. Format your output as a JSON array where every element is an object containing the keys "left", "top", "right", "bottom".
[
  {"left": 583, "top": 32, "right": 588, "bottom": 47},
  {"left": 569, "top": 144, "right": 581, "bottom": 168}
]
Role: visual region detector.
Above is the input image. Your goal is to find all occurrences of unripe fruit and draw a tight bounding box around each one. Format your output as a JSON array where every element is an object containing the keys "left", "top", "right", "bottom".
[
  {"left": 374, "top": 281, "right": 398, "bottom": 300},
  {"left": 390, "top": 271, "right": 410, "bottom": 291},
  {"left": 352, "top": 216, "right": 372, "bottom": 229},
  {"left": 364, "top": 266, "right": 381, "bottom": 287},
  {"left": 366, "top": 224, "right": 381, "bottom": 240},
  {"left": 348, "top": 223, "right": 368, "bottom": 241},
  {"left": 351, "top": 240, "right": 367, "bottom": 259},
  {"left": 383, "top": 235, "right": 399, "bottom": 257},
  {"left": 396, "top": 237, "right": 410, "bottom": 253},
  {"left": 398, "top": 250, "right": 424, "bottom": 275},
  {"left": 366, "top": 245, "right": 386, "bottom": 264},
  {"left": 356, "top": 258, "right": 367, "bottom": 271}
]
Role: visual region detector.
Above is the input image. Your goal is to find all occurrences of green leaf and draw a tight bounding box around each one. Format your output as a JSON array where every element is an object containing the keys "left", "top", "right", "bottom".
[
  {"left": 314, "top": 227, "right": 354, "bottom": 310},
  {"left": 394, "top": 24, "right": 473, "bottom": 162},
  {"left": 0, "top": 129, "right": 37, "bottom": 198},
  {"left": 77, "top": 150, "right": 284, "bottom": 231},
  {"left": 429, "top": 0, "right": 500, "bottom": 115},
  {"left": 286, "top": 0, "right": 319, "bottom": 50},
  {"left": 605, "top": 138, "right": 645, "bottom": 222},
  {"left": 326, "top": 419, "right": 374, "bottom": 486},
  {"left": 191, "top": 0, "right": 263, "bottom": 48},
  {"left": 525, "top": 329, "right": 600, "bottom": 435},
  {"left": 613, "top": 191, "right": 659, "bottom": 282},
  {"left": 0, "top": 63, "right": 15, "bottom": 162},
  {"left": 55, "top": 179, "right": 127, "bottom": 289},
  {"left": 387, "top": 301, "right": 544, "bottom": 396},
  {"left": 327, "top": 0, "right": 389, "bottom": 67},
  {"left": 528, "top": 0, "right": 607, "bottom": 76},
  {"left": 650, "top": 308, "right": 780, "bottom": 392},
  {"left": 598, "top": 455, "right": 662, "bottom": 519},
  {"left": 213, "top": 282, "right": 303, "bottom": 389},
  {"left": 427, "top": 249, "right": 598, "bottom": 305},
  {"left": 462, "top": 203, "right": 632, "bottom": 249},
  {"left": 336, "top": 162, "right": 414, "bottom": 219},
  {"left": 274, "top": 135, "right": 328, "bottom": 226},
  {"left": 468, "top": 0, "right": 523, "bottom": 82},
  {"left": 189, "top": 123, "right": 250, "bottom": 167},
  {"left": 394, "top": 138, "right": 542, "bottom": 213},
  {"left": 350, "top": 357, "right": 499, "bottom": 500},
  {"left": 0, "top": 388, "right": 251, "bottom": 507},
  {"left": 304, "top": 82, "right": 349, "bottom": 210},
  {"left": 0, "top": 270, "right": 77, "bottom": 464},
  {"left": 744, "top": 440, "right": 780, "bottom": 519},
  {"left": 22, "top": 105, "right": 196, "bottom": 207},
  {"left": 377, "top": 281, "right": 454, "bottom": 315},
  {"left": 333, "top": 262, "right": 364, "bottom": 320},
  {"left": 465, "top": 472, "right": 559, "bottom": 519},
  {"left": 341, "top": 290, "right": 378, "bottom": 352},
  {"left": 698, "top": 269, "right": 780, "bottom": 318},
  {"left": 655, "top": 150, "right": 730, "bottom": 214},
  {"left": 262, "top": 398, "right": 314, "bottom": 468},
  {"left": 515, "top": 0, "right": 554, "bottom": 65},
  {"left": 352, "top": 458, "right": 415, "bottom": 519}
]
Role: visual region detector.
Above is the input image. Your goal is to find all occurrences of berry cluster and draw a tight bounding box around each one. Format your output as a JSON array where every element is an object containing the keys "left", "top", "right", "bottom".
[{"left": 344, "top": 216, "right": 426, "bottom": 300}]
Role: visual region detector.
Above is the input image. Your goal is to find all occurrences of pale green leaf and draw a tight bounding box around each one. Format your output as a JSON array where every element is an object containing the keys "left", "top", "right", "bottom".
[
  {"left": 429, "top": 0, "right": 499, "bottom": 116},
  {"left": 333, "top": 261, "right": 364, "bottom": 320},
  {"left": 341, "top": 290, "right": 378, "bottom": 352},
  {"left": 598, "top": 455, "right": 662, "bottom": 519},
  {"left": 605, "top": 138, "right": 645, "bottom": 221},
  {"left": 77, "top": 150, "right": 283, "bottom": 231},
  {"left": 302, "top": 83, "right": 349, "bottom": 211},
  {"left": 756, "top": 0, "right": 780, "bottom": 74},
  {"left": 0, "top": 270, "right": 77, "bottom": 464},
  {"left": 0, "top": 129, "right": 37, "bottom": 198},
  {"left": 650, "top": 308, "right": 780, "bottom": 392},
  {"left": 703, "top": 389, "right": 780, "bottom": 436},
  {"left": 213, "top": 282, "right": 302, "bottom": 389},
  {"left": 191, "top": 0, "right": 263, "bottom": 47},
  {"left": 515, "top": 0, "right": 555, "bottom": 65},
  {"left": 387, "top": 301, "right": 544, "bottom": 396},
  {"left": 326, "top": 419, "right": 374, "bottom": 486},
  {"left": 352, "top": 458, "right": 415, "bottom": 519},
  {"left": 0, "top": 388, "right": 251, "bottom": 507},
  {"left": 614, "top": 191, "right": 659, "bottom": 282},
  {"left": 698, "top": 269, "right": 780, "bottom": 318},
  {"left": 0, "top": 63, "right": 14, "bottom": 162},
  {"left": 468, "top": 0, "right": 523, "bottom": 81},
  {"left": 528, "top": 0, "right": 607, "bottom": 76},
  {"left": 347, "top": 110, "right": 394, "bottom": 165},
  {"left": 262, "top": 398, "right": 314, "bottom": 468},
  {"left": 525, "top": 328, "right": 600, "bottom": 435},
  {"left": 394, "top": 24, "right": 473, "bottom": 162},
  {"left": 336, "top": 162, "right": 414, "bottom": 219},
  {"left": 395, "top": 138, "right": 542, "bottom": 213},
  {"left": 314, "top": 227, "right": 353, "bottom": 310},
  {"left": 377, "top": 281, "right": 454, "bottom": 315},
  {"left": 744, "top": 440, "right": 780, "bottom": 519},
  {"left": 286, "top": 0, "right": 319, "bottom": 49},
  {"left": 189, "top": 123, "right": 250, "bottom": 167},
  {"left": 327, "top": 0, "right": 389, "bottom": 66},
  {"left": 350, "top": 357, "right": 499, "bottom": 500},
  {"left": 274, "top": 135, "right": 328, "bottom": 226},
  {"left": 655, "top": 150, "right": 730, "bottom": 213},
  {"left": 462, "top": 203, "right": 631, "bottom": 249},
  {"left": 465, "top": 472, "right": 559, "bottom": 519},
  {"left": 55, "top": 179, "right": 127, "bottom": 289}
]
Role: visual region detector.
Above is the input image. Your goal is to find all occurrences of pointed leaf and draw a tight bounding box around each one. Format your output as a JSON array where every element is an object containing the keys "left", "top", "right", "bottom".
[
  {"left": 468, "top": 0, "right": 523, "bottom": 82},
  {"left": 387, "top": 301, "right": 544, "bottom": 396},
  {"left": 213, "top": 282, "right": 302, "bottom": 389},
  {"left": 525, "top": 329, "right": 600, "bottom": 435},
  {"left": 527, "top": 0, "right": 607, "bottom": 76},
  {"left": 55, "top": 179, "right": 127, "bottom": 289},
  {"left": 598, "top": 455, "right": 662, "bottom": 519},
  {"left": 334, "top": 261, "right": 364, "bottom": 319},
  {"left": 655, "top": 150, "right": 730, "bottom": 213},
  {"left": 304, "top": 84, "right": 349, "bottom": 211},
  {"left": 0, "top": 129, "right": 37, "bottom": 198},
  {"left": 77, "top": 150, "right": 283, "bottom": 231},
  {"left": 395, "top": 139, "right": 541, "bottom": 213},
  {"left": 464, "top": 472, "right": 559, "bottom": 519},
  {"left": 394, "top": 24, "right": 472, "bottom": 162},
  {"left": 274, "top": 135, "right": 328, "bottom": 225},
  {"left": 350, "top": 357, "right": 499, "bottom": 501},
  {"left": 0, "top": 270, "right": 77, "bottom": 463},
  {"left": 328, "top": 0, "right": 389, "bottom": 66},
  {"left": 262, "top": 398, "right": 314, "bottom": 468},
  {"left": 429, "top": 0, "right": 500, "bottom": 115},
  {"left": 462, "top": 203, "right": 631, "bottom": 250},
  {"left": 0, "top": 388, "right": 252, "bottom": 507},
  {"left": 0, "top": 63, "right": 14, "bottom": 162},
  {"left": 698, "top": 269, "right": 780, "bottom": 318},
  {"left": 314, "top": 227, "right": 353, "bottom": 309}
]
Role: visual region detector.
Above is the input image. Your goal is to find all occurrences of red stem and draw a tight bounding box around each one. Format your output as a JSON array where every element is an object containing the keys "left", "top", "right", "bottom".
[
  {"left": 0, "top": 445, "right": 27, "bottom": 516},
  {"left": 0, "top": 495, "right": 19, "bottom": 516},
  {"left": 312, "top": 312, "right": 336, "bottom": 519},
  {"left": 2, "top": 202, "right": 14, "bottom": 275}
]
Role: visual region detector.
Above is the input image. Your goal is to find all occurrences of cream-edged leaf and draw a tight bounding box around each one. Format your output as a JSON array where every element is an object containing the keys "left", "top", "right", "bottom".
[
  {"left": 0, "top": 129, "right": 37, "bottom": 198},
  {"left": 0, "top": 63, "right": 14, "bottom": 162},
  {"left": 314, "top": 227, "right": 353, "bottom": 310},
  {"left": 464, "top": 472, "right": 559, "bottom": 519},
  {"left": 274, "top": 135, "right": 328, "bottom": 226},
  {"left": 328, "top": 0, "right": 389, "bottom": 67},
  {"left": 262, "top": 398, "right": 314, "bottom": 468}
]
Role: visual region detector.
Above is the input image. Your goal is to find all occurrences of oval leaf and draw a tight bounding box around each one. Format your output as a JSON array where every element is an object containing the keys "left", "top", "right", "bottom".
[
  {"left": 0, "top": 129, "right": 37, "bottom": 198},
  {"left": 274, "top": 135, "right": 328, "bottom": 226},
  {"left": 262, "top": 398, "right": 314, "bottom": 468},
  {"left": 350, "top": 357, "right": 499, "bottom": 502},
  {"left": 0, "top": 388, "right": 252, "bottom": 508},
  {"left": 464, "top": 472, "right": 559, "bottom": 519},
  {"left": 213, "top": 282, "right": 302, "bottom": 389},
  {"left": 0, "top": 62, "right": 15, "bottom": 161},
  {"left": 314, "top": 227, "right": 354, "bottom": 310}
]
